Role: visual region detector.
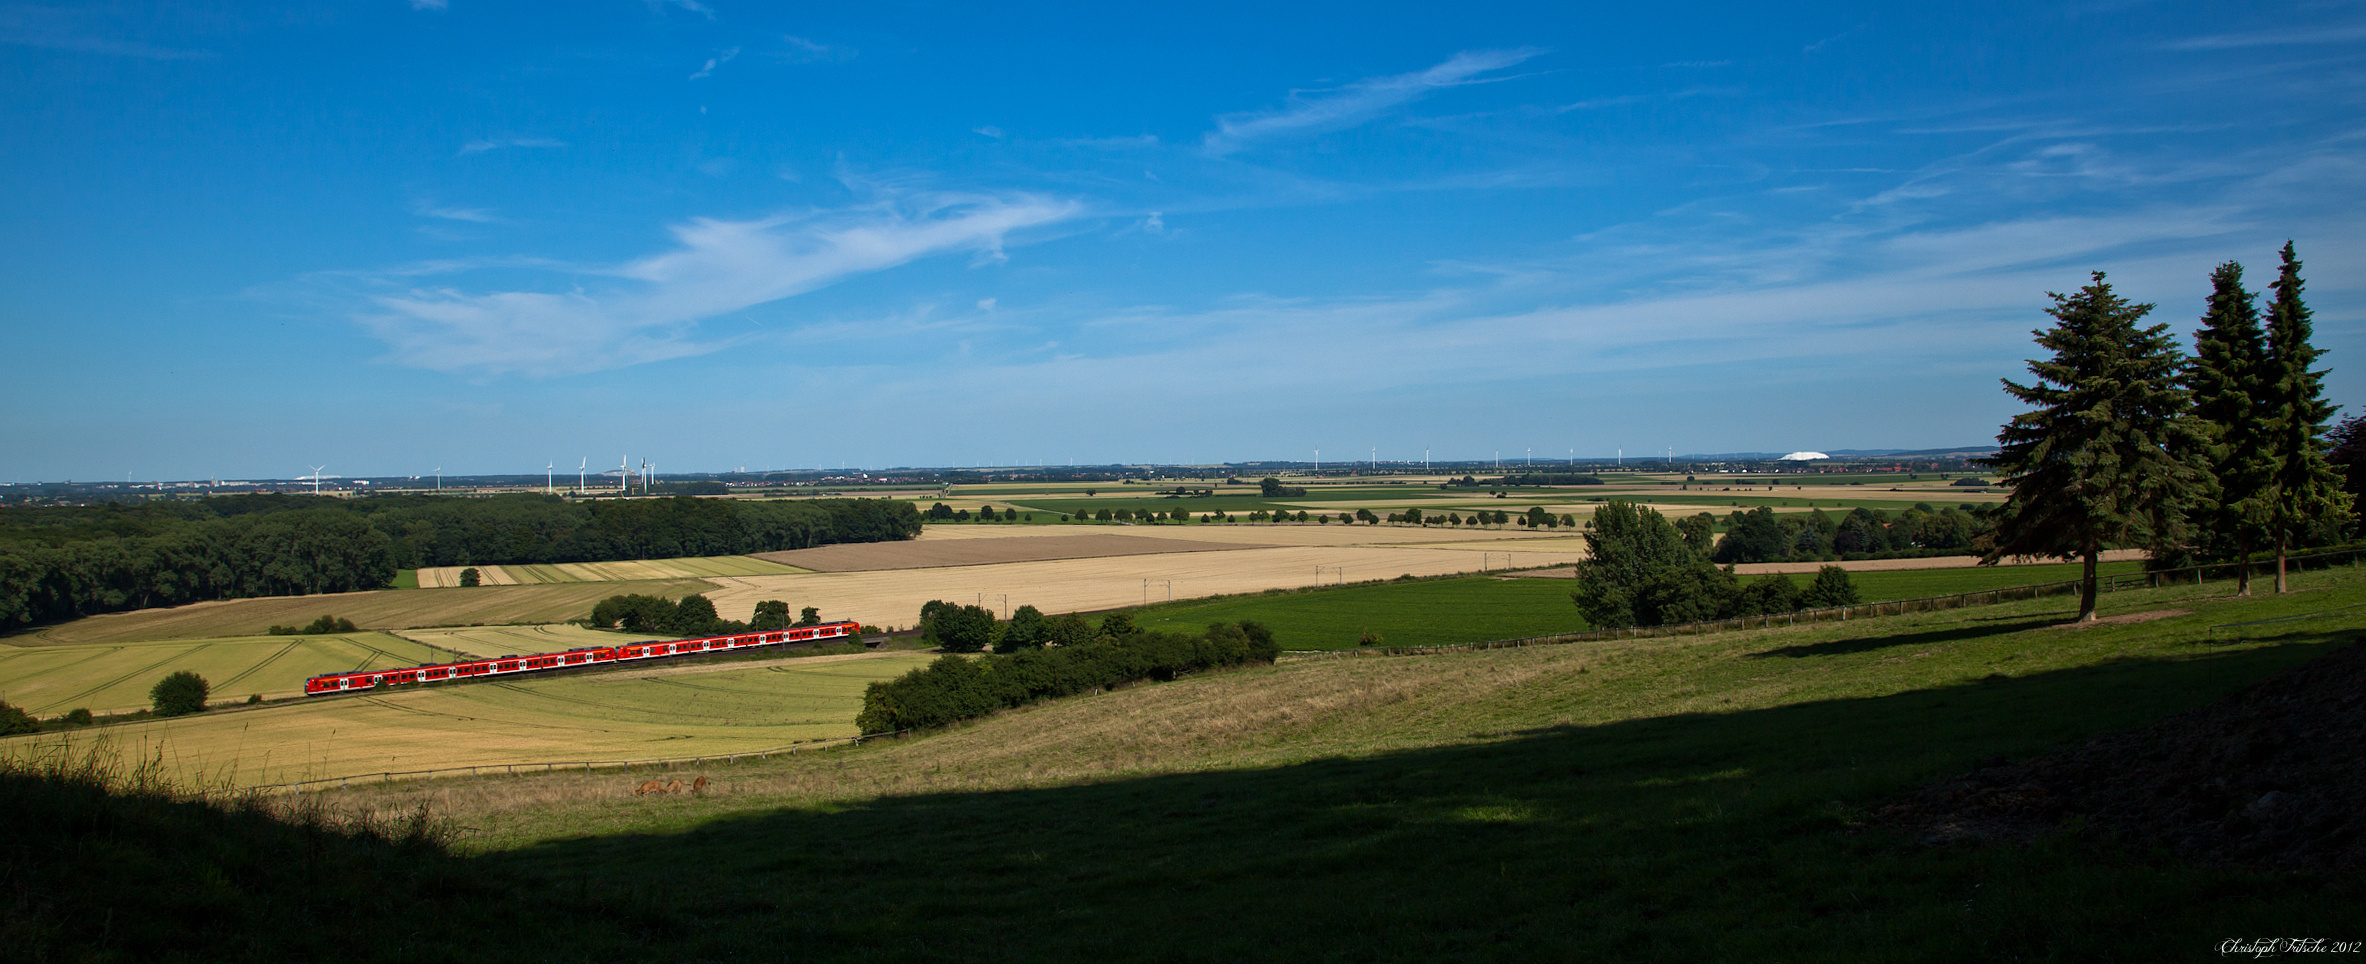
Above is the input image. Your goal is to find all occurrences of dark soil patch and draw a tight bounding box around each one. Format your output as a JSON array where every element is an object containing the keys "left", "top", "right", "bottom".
[{"left": 1877, "top": 639, "right": 2366, "bottom": 872}]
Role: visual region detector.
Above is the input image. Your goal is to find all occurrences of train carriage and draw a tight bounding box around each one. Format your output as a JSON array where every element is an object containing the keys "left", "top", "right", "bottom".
[{"left": 302, "top": 621, "right": 861, "bottom": 695}]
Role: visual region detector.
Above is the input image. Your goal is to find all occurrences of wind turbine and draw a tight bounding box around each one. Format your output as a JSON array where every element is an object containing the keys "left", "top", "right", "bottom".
[
  {"left": 575, "top": 458, "right": 587, "bottom": 495},
  {"left": 433, "top": 463, "right": 443, "bottom": 492},
  {"left": 545, "top": 462, "right": 554, "bottom": 495},
  {"left": 301, "top": 465, "right": 337, "bottom": 495}
]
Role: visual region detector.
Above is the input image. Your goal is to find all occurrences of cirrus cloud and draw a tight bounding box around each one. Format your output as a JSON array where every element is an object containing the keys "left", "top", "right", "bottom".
[{"left": 353, "top": 193, "right": 1081, "bottom": 377}]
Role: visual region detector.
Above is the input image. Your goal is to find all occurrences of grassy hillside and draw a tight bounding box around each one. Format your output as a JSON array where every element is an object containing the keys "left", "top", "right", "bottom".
[
  {"left": 13, "top": 566, "right": 2357, "bottom": 960},
  {"left": 302, "top": 566, "right": 2366, "bottom": 960},
  {"left": 4, "top": 650, "right": 936, "bottom": 789}
]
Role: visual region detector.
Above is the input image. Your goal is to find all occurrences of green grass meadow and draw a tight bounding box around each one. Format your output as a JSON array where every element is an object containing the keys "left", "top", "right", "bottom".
[
  {"left": 1115, "top": 560, "right": 2158, "bottom": 651},
  {"left": 349, "top": 564, "right": 2366, "bottom": 959},
  {"left": 13, "top": 559, "right": 2362, "bottom": 961}
]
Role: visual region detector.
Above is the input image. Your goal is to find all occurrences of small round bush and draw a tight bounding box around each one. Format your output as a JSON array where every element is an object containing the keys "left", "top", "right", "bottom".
[{"left": 150, "top": 670, "right": 211, "bottom": 717}]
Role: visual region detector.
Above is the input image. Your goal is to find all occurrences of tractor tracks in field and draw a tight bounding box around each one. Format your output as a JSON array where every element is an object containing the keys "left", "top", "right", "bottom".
[{"left": 216, "top": 638, "right": 305, "bottom": 692}]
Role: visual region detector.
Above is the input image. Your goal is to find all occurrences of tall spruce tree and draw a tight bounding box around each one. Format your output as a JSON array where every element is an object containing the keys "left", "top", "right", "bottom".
[
  {"left": 1986, "top": 272, "right": 2204, "bottom": 621},
  {"left": 2259, "top": 242, "right": 2351, "bottom": 592},
  {"left": 2187, "top": 261, "right": 2275, "bottom": 594}
]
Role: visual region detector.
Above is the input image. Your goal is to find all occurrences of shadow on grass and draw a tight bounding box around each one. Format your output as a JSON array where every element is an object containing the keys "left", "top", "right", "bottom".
[
  {"left": 1746, "top": 613, "right": 2066, "bottom": 659},
  {"left": 482, "top": 632, "right": 2363, "bottom": 962}
]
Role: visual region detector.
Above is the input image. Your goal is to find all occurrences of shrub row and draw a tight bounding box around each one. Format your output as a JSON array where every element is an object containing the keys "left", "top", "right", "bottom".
[{"left": 856, "top": 621, "right": 1278, "bottom": 733}]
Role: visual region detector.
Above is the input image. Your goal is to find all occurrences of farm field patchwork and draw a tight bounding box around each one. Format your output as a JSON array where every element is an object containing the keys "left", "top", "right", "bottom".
[
  {"left": 752, "top": 533, "right": 1274, "bottom": 572},
  {"left": 703, "top": 542, "right": 1593, "bottom": 629},
  {"left": 5, "top": 650, "right": 937, "bottom": 788},
  {"left": 420, "top": 554, "right": 804, "bottom": 587},
  {"left": 1114, "top": 559, "right": 2161, "bottom": 651},
  {"left": 0, "top": 632, "right": 455, "bottom": 716},
  {"left": 268, "top": 561, "right": 2365, "bottom": 961},
  {"left": 25, "top": 578, "right": 720, "bottom": 645}
]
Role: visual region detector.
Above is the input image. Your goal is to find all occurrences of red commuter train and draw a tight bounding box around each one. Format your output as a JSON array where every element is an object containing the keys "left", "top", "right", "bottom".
[{"left": 303, "top": 621, "right": 863, "bottom": 695}]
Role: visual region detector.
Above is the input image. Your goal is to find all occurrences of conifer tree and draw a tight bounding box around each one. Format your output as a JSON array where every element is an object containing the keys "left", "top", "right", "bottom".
[
  {"left": 2186, "top": 261, "right": 2275, "bottom": 594},
  {"left": 1986, "top": 273, "right": 2204, "bottom": 621},
  {"left": 2259, "top": 242, "right": 2351, "bottom": 592}
]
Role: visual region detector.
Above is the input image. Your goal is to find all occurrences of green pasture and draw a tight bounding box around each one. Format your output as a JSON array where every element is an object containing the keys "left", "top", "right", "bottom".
[
  {"left": 0, "top": 631, "right": 452, "bottom": 716},
  {"left": 1117, "top": 560, "right": 2158, "bottom": 651},
  {"left": 1129, "top": 577, "right": 1586, "bottom": 649},
  {"left": 381, "top": 559, "right": 2366, "bottom": 959}
]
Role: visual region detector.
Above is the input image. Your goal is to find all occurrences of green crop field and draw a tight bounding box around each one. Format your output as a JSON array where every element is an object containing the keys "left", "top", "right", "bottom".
[
  {"left": 0, "top": 631, "right": 457, "bottom": 716},
  {"left": 126, "top": 554, "right": 2346, "bottom": 962},
  {"left": 1114, "top": 560, "right": 2157, "bottom": 650},
  {"left": 1128, "top": 577, "right": 1587, "bottom": 649},
  {"left": 5, "top": 650, "right": 938, "bottom": 788}
]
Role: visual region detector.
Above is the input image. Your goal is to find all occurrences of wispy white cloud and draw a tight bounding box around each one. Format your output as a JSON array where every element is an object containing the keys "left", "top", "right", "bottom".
[
  {"left": 0, "top": 5, "right": 211, "bottom": 59},
  {"left": 973, "top": 125, "right": 1004, "bottom": 139},
  {"left": 2162, "top": 23, "right": 2366, "bottom": 50},
  {"left": 1202, "top": 48, "right": 1543, "bottom": 155},
  {"left": 782, "top": 34, "right": 855, "bottom": 63},
  {"left": 1558, "top": 86, "right": 1742, "bottom": 112},
  {"left": 417, "top": 205, "right": 499, "bottom": 223},
  {"left": 409, "top": 0, "right": 448, "bottom": 11},
  {"left": 458, "top": 136, "right": 567, "bottom": 156},
  {"left": 351, "top": 193, "right": 1081, "bottom": 376},
  {"left": 688, "top": 45, "right": 739, "bottom": 80},
  {"left": 647, "top": 0, "right": 713, "bottom": 19}
]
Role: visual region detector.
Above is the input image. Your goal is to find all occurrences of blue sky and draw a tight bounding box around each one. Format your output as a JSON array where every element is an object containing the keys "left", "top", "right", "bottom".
[{"left": 4, "top": 1, "right": 2363, "bottom": 480}]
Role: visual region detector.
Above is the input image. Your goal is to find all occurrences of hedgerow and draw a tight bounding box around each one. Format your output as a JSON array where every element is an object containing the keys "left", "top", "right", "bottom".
[{"left": 856, "top": 621, "right": 1277, "bottom": 733}]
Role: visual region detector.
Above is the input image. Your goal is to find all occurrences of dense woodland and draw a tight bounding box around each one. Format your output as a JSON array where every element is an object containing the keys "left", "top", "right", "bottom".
[{"left": 0, "top": 494, "right": 919, "bottom": 632}]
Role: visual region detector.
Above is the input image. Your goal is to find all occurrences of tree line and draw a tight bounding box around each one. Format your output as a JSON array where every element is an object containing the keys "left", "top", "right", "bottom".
[
  {"left": 588, "top": 593, "right": 827, "bottom": 638},
  {"left": 1987, "top": 245, "right": 2350, "bottom": 619},
  {"left": 0, "top": 494, "right": 919, "bottom": 632},
  {"left": 1701, "top": 504, "right": 1992, "bottom": 565},
  {"left": 857, "top": 610, "right": 1279, "bottom": 733},
  {"left": 1569, "top": 501, "right": 1864, "bottom": 628}
]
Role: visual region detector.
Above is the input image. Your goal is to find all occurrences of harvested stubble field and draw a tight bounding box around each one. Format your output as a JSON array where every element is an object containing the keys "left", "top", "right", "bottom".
[
  {"left": 3, "top": 650, "right": 936, "bottom": 788},
  {"left": 0, "top": 632, "right": 455, "bottom": 715},
  {"left": 704, "top": 541, "right": 1592, "bottom": 628},
  {"left": 24, "top": 578, "right": 719, "bottom": 645},
  {"left": 260, "top": 566, "right": 2366, "bottom": 960},
  {"left": 752, "top": 533, "right": 1275, "bottom": 572},
  {"left": 420, "top": 555, "right": 803, "bottom": 588}
]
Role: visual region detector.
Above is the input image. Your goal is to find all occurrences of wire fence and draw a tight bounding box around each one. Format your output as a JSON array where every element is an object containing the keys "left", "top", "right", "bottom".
[
  {"left": 1292, "top": 545, "right": 2366, "bottom": 660},
  {"left": 239, "top": 728, "right": 913, "bottom": 794}
]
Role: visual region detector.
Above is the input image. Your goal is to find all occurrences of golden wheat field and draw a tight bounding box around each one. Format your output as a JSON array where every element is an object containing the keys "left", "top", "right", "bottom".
[
  {"left": 701, "top": 541, "right": 1590, "bottom": 629},
  {"left": 418, "top": 554, "right": 804, "bottom": 588},
  {"left": 0, "top": 632, "right": 457, "bottom": 716},
  {"left": 0, "top": 650, "right": 938, "bottom": 788}
]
